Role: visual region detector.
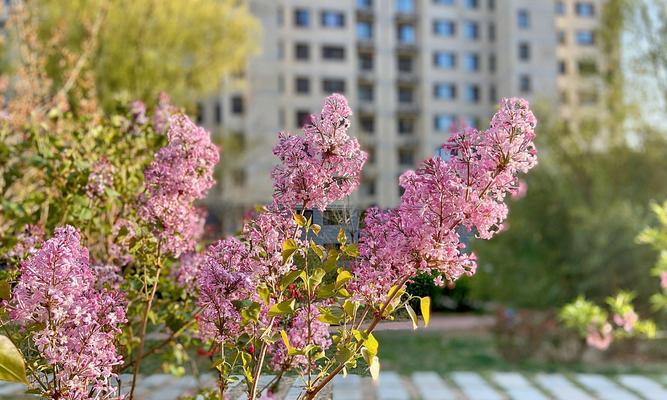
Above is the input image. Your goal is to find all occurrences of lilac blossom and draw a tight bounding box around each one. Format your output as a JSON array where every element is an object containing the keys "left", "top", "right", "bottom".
[
  {"left": 9, "top": 226, "right": 125, "bottom": 400},
  {"left": 85, "top": 157, "right": 114, "bottom": 199},
  {"left": 6, "top": 224, "right": 44, "bottom": 259},
  {"left": 351, "top": 98, "right": 538, "bottom": 304},
  {"left": 271, "top": 94, "right": 367, "bottom": 210},
  {"left": 139, "top": 114, "right": 219, "bottom": 256}
]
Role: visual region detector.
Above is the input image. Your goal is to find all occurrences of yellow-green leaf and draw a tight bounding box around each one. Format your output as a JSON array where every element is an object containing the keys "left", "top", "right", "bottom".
[
  {"left": 0, "top": 282, "right": 10, "bottom": 301},
  {"left": 405, "top": 304, "right": 418, "bottom": 330},
  {"left": 337, "top": 228, "right": 347, "bottom": 245},
  {"left": 280, "top": 330, "right": 292, "bottom": 351},
  {"left": 293, "top": 212, "right": 307, "bottom": 227},
  {"left": 0, "top": 335, "right": 28, "bottom": 384},
  {"left": 420, "top": 296, "right": 431, "bottom": 327},
  {"left": 369, "top": 356, "right": 380, "bottom": 380},
  {"left": 335, "top": 269, "right": 352, "bottom": 289},
  {"left": 311, "top": 224, "right": 321, "bottom": 235},
  {"left": 282, "top": 239, "right": 299, "bottom": 264},
  {"left": 268, "top": 299, "right": 296, "bottom": 317}
]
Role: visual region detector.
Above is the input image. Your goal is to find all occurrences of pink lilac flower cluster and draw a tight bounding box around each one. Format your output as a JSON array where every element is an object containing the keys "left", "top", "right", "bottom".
[
  {"left": 139, "top": 114, "right": 219, "bottom": 256},
  {"left": 196, "top": 238, "right": 253, "bottom": 343},
  {"left": 85, "top": 157, "right": 114, "bottom": 199},
  {"left": 6, "top": 223, "right": 44, "bottom": 259},
  {"left": 153, "top": 92, "right": 177, "bottom": 134},
  {"left": 242, "top": 204, "right": 303, "bottom": 286},
  {"left": 271, "top": 94, "right": 367, "bottom": 210},
  {"left": 269, "top": 305, "right": 332, "bottom": 371},
  {"left": 661, "top": 271, "right": 667, "bottom": 289},
  {"left": 91, "top": 264, "right": 124, "bottom": 290},
  {"left": 172, "top": 251, "right": 205, "bottom": 289},
  {"left": 586, "top": 321, "right": 613, "bottom": 350},
  {"left": 9, "top": 226, "right": 125, "bottom": 400},
  {"left": 351, "top": 98, "right": 538, "bottom": 304},
  {"left": 612, "top": 310, "right": 638, "bottom": 332}
]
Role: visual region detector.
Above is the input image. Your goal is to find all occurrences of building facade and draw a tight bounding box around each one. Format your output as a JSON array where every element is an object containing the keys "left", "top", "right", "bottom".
[{"left": 198, "top": 0, "right": 605, "bottom": 232}]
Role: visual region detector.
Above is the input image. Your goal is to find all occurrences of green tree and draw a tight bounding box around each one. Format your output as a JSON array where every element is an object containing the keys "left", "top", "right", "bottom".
[
  {"left": 1, "top": 0, "right": 258, "bottom": 111},
  {"left": 470, "top": 0, "right": 667, "bottom": 310}
]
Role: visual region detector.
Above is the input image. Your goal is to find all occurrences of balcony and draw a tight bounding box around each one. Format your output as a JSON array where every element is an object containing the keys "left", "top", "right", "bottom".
[
  {"left": 396, "top": 71, "right": 419, "bottom": 85},
  {"left": 395, "top": 42, "right": 418, "bottom": 54},
  {"left": 357, "top": 39, "right": 375, "bottom": 53},
  {"left": 356, "top": 7, "right": 374, "bottom": 21},
  {"left": 394, "top": 12, "right": 417, "bottom": 24},
  {"left": 396, "top": 102, "right": 420, "bottom": 115}
]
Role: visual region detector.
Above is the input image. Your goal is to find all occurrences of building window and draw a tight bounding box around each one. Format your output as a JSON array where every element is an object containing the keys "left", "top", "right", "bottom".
[
  {"left": 578, "top": 59, "right": 598, "bottom": 75},
  {"left": 231, "top": 96, "right": 244, "bottom": 114},
  {"left": 196, "top": 102, "right": 204, "bottom": 124},
  {"left": 357, "top": 21, "right": 373, "bottom": 40},
  {"left": 576, "top": 30, "right": 595, "bottom": 45},
  {"left": 519, "top": 75, "right": 532, "bottom": 93},
  {"left": 360, "top": 116, "right": 375, "bottom": 133},
  {"left": 397, "top": 56, "right": 414, "bottom": 72},
  {"left": 214, "top": 101, "right": 222, "bottom": 124},
  {"left": 398, "top": 147, "right": 415, "bottom": 165},
  {"left": 398, "top": 86, "right": 414, "bottom": 103},
  {"left": 434, "top": 52, "right": 456, "bottom": 69},
  {"left": 232, "top": 168, "right": 246, "bottom": 187},
  {"left": 558, "top": 30, "right": 566, "bottom": 44},
  {"left": 323, "top": 78, "right": 346, "bottom": 93},
  {"left": 367, "top": 146, "right": 376, "bottom": 163},
  {"left": 359, "top": 84, "right": 374, "bottom": 102},
  {"left": 321, "top": 10, "right": 345, "bottom": 27},
  {"left": 518, "top": 9, "right": 530, "bottom": 28},
  {"left": 519, "top": 42, "right": 531, "bottom": 61},
  {"left": 488, "top": 0, "right": 495, "bottom": 10},
  {"left": 488, "top": 22, "right": 496, "bottom": 41},
  {"left": 434, "top": 0, "right": 454, "bottom": 4},
  {"left": 556, "top": 1, "right": 566, "bottom": 15},
  {"left": 295, "top": 76, "right": 310, "bottom": 94},
  {"left": 575, "top": 2, "right": 595, "bottom": 17},
  {"left": 294, "top": 8, "right": 309, "bottom": 27},
  {"left": 357, "top": 0, "right": 372, "bottom": 10},
  {"left": 489, "top": 84, "right": 497, "bottom": 103},
  {"left": 464, "top": 116, "right": 480, "bottom": 129},
  {"left": 359, "top": 53, "right": 374, "bottom": 70},
  {"left": 434, "top": 114, "right": 455, "bottom": 132},
  {"left": 463, "top": 21, "right": 479, "bottom": 40},
  {"left": 579, "top": 89, "right": 598, "bottom": 105},
  {"left": 433, "top": 20, "right": 456, "bottom": 37},
  {"left": 295, "top": 43, "right": 310, "bottom": 60},
  {"left": 558, "top": 60, "right": 567, "bottom": 75},
  {"left": 362, "top": 178, "right": 376, "bottom": 196},
  {"left": 396, "top": 0, "right": 415, "bottom": 13},
  {"left": 296, "top": 110, "right": 311, "bottom": 126},
  {"left": 464, "top": 52, "right": 479, "bottom": 71},
  {"left": 322, "top": 45, "right": 346, "bottom": 60},
  {"left": 465, "top": 84, "right": 480, "bottom": 103},
  {"left": 397, "top": 24, "right": 416, "bottom": 44},
  {"left": 489, "top": 53, "right": 496, "bottom": 72},
  {"left": 464, "top": 0, "right": 478, "bottom": 9},
  {"left": 398, "top": 118, "right": 415, "bottom": 135},
  {"left": 434, "top": 83, "right": 456, "bottom": 100}
]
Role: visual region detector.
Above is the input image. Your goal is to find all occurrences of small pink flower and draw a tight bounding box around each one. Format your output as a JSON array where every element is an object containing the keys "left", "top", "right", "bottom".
[
  {"left": 511, "top": 179, "right": 528, "bottom": 200},
  {"left": 660, "top": 271, "right": 667, "bottom": 289},
  {"left": 613, "top": 310, "right": 638, "bottom": 332},
  {"left": 586, "top": 323, "right": 613, "bottom": 350}
]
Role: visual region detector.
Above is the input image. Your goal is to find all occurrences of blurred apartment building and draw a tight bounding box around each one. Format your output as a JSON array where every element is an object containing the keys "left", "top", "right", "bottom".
[{"left": 198, "top": 0, "right": 607, "bottom": 232}]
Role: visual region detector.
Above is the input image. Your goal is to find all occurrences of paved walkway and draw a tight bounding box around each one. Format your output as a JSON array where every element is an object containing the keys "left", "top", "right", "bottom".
[{"left": 2, "top": 371, "right": 666, "bottom": 399}]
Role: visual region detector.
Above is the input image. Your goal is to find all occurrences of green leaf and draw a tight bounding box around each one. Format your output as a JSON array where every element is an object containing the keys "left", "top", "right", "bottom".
[
  {"left": 279, "top": 270, "right": 301, "bottom": 290},
  {"left": 343, "top": 300, "right": 358, "bottom": 317},
  {"left": 335, "top": 269, "right": 352, "bottom": 289},
  {"left": 337, "top": 228, "right": 347, "bottom": 245},
  {"left": 282, "top": 239, "right": 299, "bottom": 264},
  {"left": 342, "top": 244, "right": 360, "bottom": 258},
  {"left": 310, "top": 240, "right": 324, "bottom": 260},
  {"left": 268, "top": 299, "right": 296, "bottom": 317},
  {"left": 258, "top": 286, "right": 270, "bottom": 304},
  {"left": 323, "top": 250, "right": 339, "bottom": 273},
  {"left": 420, "top": 296, "right": 431, "bottom": 327},
  {"left": 0, "top": 282, "right": 10, "bottom": 301},
  {"left": 308, "top": 268, "right": 326, "bottom": 290},
  {"left": 369, "top": 356, "right": 380, "bottom": 380},
  {"left": 293, "top": 212, "right": 307, "bottom": 227},
  {"left": 405, "top": 304, "right": 418, "bottom": 330},
  {"left": 280, "top": 330, "right": 292, "bottom": 351},
  {"left": 0, "top": 335, "right": 28, "bottom": 384},
  {"left": 364, "top": 333, "right": 379, "bottom": 357}
]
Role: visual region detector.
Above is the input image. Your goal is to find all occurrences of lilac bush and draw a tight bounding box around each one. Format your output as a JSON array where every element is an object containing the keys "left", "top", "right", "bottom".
[{"left": 0, "top": 94, "right": 538, "bottom": 399}]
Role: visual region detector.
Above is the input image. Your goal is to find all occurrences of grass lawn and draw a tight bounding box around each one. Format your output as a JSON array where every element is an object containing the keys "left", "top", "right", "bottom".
[{"left": 373, "top": 330, "right": 667, "bottom": 376}]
